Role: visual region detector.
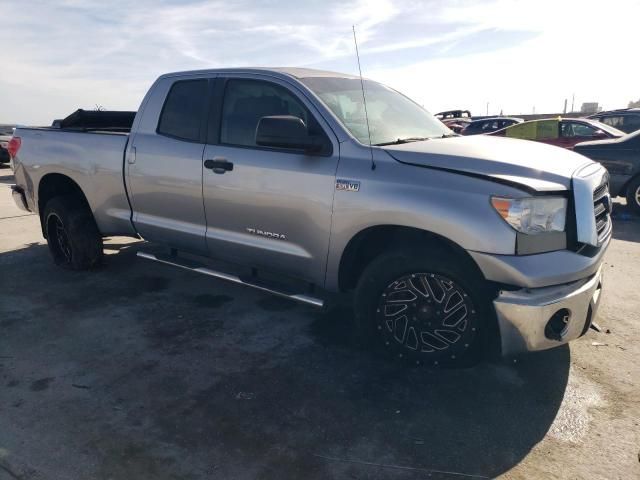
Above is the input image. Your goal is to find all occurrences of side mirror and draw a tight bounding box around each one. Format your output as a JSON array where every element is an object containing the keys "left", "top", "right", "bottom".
[
  {"left": 592, "top": 130, "right": 607, "bottom": 139},
  {"left": 256, "top": 115, "right": 323, "bottom": 152}
]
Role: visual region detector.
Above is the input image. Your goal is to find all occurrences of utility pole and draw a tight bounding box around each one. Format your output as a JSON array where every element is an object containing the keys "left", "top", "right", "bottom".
[
  {"left": 486, "top": 102, "right": 489, "bottom": 116},
  {"left": 563, "top": 99, "right": 567, "bottom": 114},
  {"left": 571, "top": 93, "right": 575, "bottom": 113}
]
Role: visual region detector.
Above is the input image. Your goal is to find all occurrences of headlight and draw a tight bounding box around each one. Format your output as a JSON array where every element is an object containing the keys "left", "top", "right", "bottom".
[{"left": 491, "top": 196, "right": 567, "bottom": 234}]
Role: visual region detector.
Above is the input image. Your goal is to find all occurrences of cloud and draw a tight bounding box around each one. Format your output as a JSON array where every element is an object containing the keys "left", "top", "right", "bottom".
[{"left": 0, "top": 0, "right": 638, "bottom": 124}]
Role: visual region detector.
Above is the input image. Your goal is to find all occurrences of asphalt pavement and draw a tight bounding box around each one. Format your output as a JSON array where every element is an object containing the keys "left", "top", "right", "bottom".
[{"left": 1, "top": 166, "right": 639, "bottom": 479}]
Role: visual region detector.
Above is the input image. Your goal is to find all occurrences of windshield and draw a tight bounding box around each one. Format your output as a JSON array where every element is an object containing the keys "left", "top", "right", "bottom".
[{"left": 300, "top": 77, "right": 450, "bottom": 145}]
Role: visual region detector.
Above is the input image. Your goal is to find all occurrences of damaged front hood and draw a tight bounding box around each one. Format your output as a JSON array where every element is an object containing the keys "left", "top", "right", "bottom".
[{"left": 384, "top": 135, "right": 595, "bottom": 192}]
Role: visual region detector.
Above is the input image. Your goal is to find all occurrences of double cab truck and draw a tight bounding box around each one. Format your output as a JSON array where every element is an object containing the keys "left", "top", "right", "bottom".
[{"left": 9, "top": 68, "right": 611, "bottom": 365}]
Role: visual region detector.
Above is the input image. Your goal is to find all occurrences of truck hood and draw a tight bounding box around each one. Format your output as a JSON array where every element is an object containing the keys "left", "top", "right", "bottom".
[{"left": 383, "top": 135, "right": 594, "bottom": 192}]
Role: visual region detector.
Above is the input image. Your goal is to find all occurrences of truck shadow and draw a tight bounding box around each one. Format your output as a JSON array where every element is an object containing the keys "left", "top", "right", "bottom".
[
  {"left": 306, "top": 306, "right": 569, "bottom": 479},
  {"left": 0, "top": 240, "right": 570, "bottom": 480}
]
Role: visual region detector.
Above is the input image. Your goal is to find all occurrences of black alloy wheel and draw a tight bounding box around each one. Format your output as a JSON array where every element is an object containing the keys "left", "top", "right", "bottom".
[
  {"left": 48, "top": 213, "right": 73, "bottom": 265},
  {"left": 375, "top": 272, "right": 477, "bottom": 364}
]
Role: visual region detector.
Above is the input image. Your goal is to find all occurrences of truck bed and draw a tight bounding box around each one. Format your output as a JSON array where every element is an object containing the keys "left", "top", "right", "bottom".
[{"left": 12, "top": 125, "right": 136, "bottom": 237}]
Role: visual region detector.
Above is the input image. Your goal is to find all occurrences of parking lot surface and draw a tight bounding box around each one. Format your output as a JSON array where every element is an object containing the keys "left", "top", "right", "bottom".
[{"left": 1, "top": 166, "right": 639, "bottom": 480}]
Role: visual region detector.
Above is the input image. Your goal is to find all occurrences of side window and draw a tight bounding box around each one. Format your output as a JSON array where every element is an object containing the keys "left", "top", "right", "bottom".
[
  {"left": 560, "top": 122, "right": 572, "bottom": 137},
  {"left": 506, "top": 120, "right": 557, "bottom": 140},
  {"left": 157, "top": 79, "right": 208, "bottom": 142},
  {"left": 562, "top": 122, "right": 596, "bottom": 137},
  {"left": 600, "top": 116, "right": 619, "bottom": 128},
  {"left": 221, "top": 79, "right": 313, "bottom": 148}
]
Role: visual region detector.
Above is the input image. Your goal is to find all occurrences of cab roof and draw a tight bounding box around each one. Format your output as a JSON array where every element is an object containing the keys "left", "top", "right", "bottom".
[{"left": 159, "top": 67, "right": 361, "bottom": 81}]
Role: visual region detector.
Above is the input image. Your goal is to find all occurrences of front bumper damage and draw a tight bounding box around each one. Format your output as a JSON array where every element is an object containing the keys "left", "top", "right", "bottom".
[{"left": 494, "top": 266, "right": 603, "bottom": 355}]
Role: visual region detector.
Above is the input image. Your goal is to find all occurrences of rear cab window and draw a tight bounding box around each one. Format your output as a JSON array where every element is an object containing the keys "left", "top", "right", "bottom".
[{"left": 157, "top": 79, "right": 208, "bottom": 142}]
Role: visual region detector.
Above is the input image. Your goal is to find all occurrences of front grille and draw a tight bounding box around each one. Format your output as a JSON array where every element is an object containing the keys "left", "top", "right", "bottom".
[{"left": 593, "top": 181, "right": 611, "bottom": 243}]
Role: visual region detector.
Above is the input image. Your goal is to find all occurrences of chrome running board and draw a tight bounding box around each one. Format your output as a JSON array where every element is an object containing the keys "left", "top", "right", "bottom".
[{"left": 137, "top": 251, "right": 324, "bottom": 308}]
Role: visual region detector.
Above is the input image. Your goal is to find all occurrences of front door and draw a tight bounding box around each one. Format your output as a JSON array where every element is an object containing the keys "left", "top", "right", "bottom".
[{"left": 201, "top": 76, "right": 339, "bottom": 285}]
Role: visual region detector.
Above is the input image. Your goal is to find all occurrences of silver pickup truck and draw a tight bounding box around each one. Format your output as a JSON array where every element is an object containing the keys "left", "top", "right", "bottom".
[{"left": 9, "top": 68, "right": 611, "bottom": 365}]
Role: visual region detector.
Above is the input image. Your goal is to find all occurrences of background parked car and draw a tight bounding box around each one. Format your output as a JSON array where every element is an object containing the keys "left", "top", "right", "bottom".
[
  {"left": 435, "top": 109, "right": 472, "bottom": 133},
  {"left": 574, "top": 129, "right": 640, "bottom": 214},
  {"left": 435, "top": 109, "right": 471, "bottom": 121},
  {"left": 0, "top": 125, "right": 16, "bottom": 164},
  {"left": 489, "top": 118, "right": 624, "bottom": 149},
  {"left": 461, "top": 117, "right": 523, "bottom": 135},
  {"left": 588, "top": 108, "right": 640, "bottom": 134}
]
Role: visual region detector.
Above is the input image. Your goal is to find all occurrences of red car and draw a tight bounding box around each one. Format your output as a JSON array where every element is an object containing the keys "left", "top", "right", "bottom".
[
  {"left": 441, "top": 117, "right": 471, "bottom": 134},
  {"left": 488, "top": 117, "right": 624, "bottom": 149}
]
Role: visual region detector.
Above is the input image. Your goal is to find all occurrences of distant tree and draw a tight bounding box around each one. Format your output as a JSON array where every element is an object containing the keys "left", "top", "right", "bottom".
[{"left": 629, "top": 98, "right": 640, "bottom": 108}]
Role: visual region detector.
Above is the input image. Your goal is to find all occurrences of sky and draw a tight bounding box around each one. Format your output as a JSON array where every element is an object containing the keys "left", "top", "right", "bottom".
[{"left": 1, "top": 0, "right": 639, "bottom": 125}]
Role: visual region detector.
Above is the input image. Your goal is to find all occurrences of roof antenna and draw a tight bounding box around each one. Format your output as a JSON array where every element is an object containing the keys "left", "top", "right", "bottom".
[{"left": 352, "top": 25, "right": 376, "bottom": 170}]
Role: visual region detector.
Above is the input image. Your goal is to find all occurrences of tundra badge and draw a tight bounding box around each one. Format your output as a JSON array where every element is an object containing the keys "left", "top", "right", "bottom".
[{"left": 246, "top": 227, "right": 286, "bottom": 240}]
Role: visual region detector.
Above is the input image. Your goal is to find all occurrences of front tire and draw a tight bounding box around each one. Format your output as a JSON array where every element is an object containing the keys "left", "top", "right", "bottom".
[
  {"left": 43, "top": 196, "right": 103, "bottom": 270},
  {"left": 625, "top": 176, "right": 640, "bottom": 215},
  {"left": 354, "top": 248, "right": 489, "bottom": 366}
]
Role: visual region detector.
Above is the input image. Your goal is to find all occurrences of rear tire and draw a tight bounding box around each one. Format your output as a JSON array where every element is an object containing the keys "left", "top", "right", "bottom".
[
  {"left": 625, "top": 176, "right": 640, "bottom": 215},
  {"left": 354, "top": 247, "right": 490, "bottom": 367},
  {"left": 43, "top": 196, "right": 103, "bottom": 270}
]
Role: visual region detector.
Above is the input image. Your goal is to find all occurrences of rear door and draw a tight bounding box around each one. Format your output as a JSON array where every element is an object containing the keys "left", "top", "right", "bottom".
[
  {"left": 200, "top": 75, "right": 339, "bottom": 285},
  {"left": 127, "top": 75, "right": 214, "bottom": 255}
]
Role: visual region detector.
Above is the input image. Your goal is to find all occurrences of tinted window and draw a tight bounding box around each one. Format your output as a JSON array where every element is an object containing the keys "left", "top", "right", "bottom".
[
  {"left": 465, "top": 122, "right": 482, "bottom": 133},
  {"left": 561, "top": 122, "right": 597, "bottom": 137},
  {"left": 600, "top": 115, "right": 624, "bottom": 129},
  {"left": 221, "top": 79, "right": 310, "bottom": 147},
  {"left": 157, "top": 79, "right": 208, "bottom": 142},
  {"left": 626, "top": 115, "right": 640, "bottom": 131},
  {"left": 487, "top": 121, "right": 499, "bottom": 131}
]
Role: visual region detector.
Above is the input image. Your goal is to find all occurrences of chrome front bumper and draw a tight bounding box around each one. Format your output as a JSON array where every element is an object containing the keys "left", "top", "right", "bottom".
[
  {"left": 11, "top": 185, "right": 30, "bottom": 212},
  {"left": 495, "top": 266, "right": 603, "bottom": 355}
]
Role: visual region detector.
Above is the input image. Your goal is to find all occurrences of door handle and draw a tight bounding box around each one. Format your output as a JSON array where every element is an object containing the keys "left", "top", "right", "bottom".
[
  {"left": 127, "top": 146, "right": 136, "bottom": 164},
  {"left": 204, "top": 157, "right": 234, "bottom": 174}
]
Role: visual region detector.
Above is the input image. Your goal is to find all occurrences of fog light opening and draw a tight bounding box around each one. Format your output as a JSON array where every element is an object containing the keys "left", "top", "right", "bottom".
[{"left": 545, "top": 308, "right": 571, "bottom": 341}]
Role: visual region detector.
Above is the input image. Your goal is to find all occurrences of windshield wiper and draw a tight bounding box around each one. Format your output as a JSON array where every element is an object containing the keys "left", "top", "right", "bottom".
[
  {"left": 441, "top": 133, "right": 459, "bottom": 138},
  {"left": 374, "top": 137, "right": 430, "bottom": 146}
]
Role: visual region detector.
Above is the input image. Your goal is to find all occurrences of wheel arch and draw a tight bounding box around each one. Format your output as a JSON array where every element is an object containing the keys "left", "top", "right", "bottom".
[
  {"left": 337, "top": 225, "right": 486, "bottom": 293},
  {"left": 37, "top": 173, "right": 93, "bottom": 238},
  {"left": 622, "top": 172, "right": 640, "bottom": 195}
]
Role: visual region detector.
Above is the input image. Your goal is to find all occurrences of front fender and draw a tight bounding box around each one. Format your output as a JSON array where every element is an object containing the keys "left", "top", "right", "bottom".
[{"left": 324, "top": 150, "right": 527, "bottom": 291}]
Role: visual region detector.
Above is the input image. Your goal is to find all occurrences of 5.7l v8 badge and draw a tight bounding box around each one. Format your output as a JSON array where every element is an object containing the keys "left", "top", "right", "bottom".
[{"left": 336, "top": 179, "right": 360, "bottom": 192}]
